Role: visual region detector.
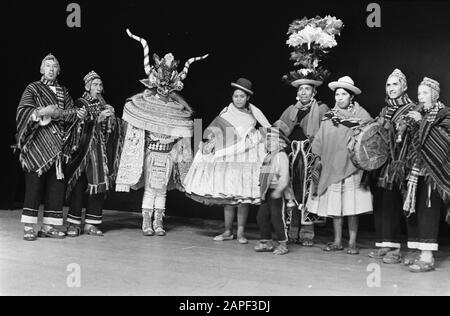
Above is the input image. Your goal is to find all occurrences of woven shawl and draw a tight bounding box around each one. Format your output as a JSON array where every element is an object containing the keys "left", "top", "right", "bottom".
[{"left": 312, "top": 103, "right": 372, "bottom": 196}]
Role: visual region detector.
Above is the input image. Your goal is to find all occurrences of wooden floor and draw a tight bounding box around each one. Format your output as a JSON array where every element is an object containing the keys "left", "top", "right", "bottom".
[{"left": 0, "top": 209, "right": 449, "bottom": 296}]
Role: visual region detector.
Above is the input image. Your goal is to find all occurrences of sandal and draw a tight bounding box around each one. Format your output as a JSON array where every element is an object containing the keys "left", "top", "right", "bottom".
[
  {"left": 67, "top": 224, "right": 82, "bottom": 237},
  {"left": 408, "top": 260, "right": 435, "bottom": 273},
  {"left": 38, "top": 227, "right": 66, "bottom": 239},
  {"left": 23, "top": 228, "right": 37, "bottom": 241},
  {"left": 403, "top": 252, "right": 420, "bottom": 266},
  {"left": 84, "top": 225, "right": 103, "bottom": 237},
  {"left": 254, "top": 242, "right": 274, "bottom": 252},
  {"left": 323, "top": 242, "right": 344, "bottom": 252},
  {"left": 347, "top": 247, "right": 360, "bottom": 255},
  {"left": 273, "top": 244, "right": 289, "bottom": 255},
  {"left": 368, "top": 247, "right": 391, "bottom": 259},
  {"left": 237, "top": 236, "right": 248, "bottom": 244},
  {"left": 301, "top": 239, "right": 314, "bottom": 247},
  {"left": 382, "top": 251, "right": 402, "bottom": 264},
  {"left": 213, "top": 233, "right": 234, "bottom": 241}
]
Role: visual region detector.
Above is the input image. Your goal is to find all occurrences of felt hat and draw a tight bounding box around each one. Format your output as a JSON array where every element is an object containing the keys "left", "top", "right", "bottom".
[
  {"left": 328, "top": 76, "right": 361, "bottom": 95},
  {"left": 231, "top": 78, "right": 254, "bottom": 95}
]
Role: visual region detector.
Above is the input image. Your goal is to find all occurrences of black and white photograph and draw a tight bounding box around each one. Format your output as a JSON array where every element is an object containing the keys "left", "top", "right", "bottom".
[{"left": 2, "top": 0, "right": 450, "bottom": 300}]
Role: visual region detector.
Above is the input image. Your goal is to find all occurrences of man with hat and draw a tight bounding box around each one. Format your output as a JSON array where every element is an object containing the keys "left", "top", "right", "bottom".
[
  {"left": 368, "top": 68, "right": 417, "bottom": 264},
  {"left": 402, "top": 77, "right": 449, "bottom": 272},
  {"left": 16, "top": 53, "right": 86, "bottom": 241},
  {"left": 273, "top": 73, "right": 330, "bottom": 246},
  {"left": 65, "top": 70, "right": 122, "bottom": 237}
]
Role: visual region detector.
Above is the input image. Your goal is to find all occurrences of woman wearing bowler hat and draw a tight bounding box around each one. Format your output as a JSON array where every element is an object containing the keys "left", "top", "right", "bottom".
[
  {"left": 306, "top": 76, "right": 373, "bottom": 255},
  {"left": 184, "top": 78, "right": 271, "bottom": 244}
]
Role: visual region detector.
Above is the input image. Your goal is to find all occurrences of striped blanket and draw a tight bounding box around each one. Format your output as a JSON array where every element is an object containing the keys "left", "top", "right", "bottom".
[{"left": 16, "top": 80, "right": 77, "bottom": 176}]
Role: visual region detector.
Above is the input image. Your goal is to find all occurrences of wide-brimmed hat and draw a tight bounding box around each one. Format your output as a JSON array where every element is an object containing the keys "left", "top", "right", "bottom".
[
  {"left": 231, "top": 78, "right": 254, "bottom": 95},
  {"left": 291, "top": 78, "right": 323, "bottom": 88},
  {"left": 328, "top": 76, "right": 361, "bottom": 95}
]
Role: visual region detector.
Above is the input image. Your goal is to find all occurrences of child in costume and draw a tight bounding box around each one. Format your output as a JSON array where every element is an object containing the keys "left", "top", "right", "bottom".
[{"left": 255, "top": 128, "right": 291, "bottom": 255}]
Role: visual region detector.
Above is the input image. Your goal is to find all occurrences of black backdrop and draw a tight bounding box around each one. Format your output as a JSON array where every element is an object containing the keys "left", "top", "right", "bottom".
[{"left": 3, "top": 1, "right": 450, "bottom": 228}]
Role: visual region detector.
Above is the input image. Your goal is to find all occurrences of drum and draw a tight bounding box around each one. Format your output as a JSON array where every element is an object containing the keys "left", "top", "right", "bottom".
[{"left": 348, "top": 120, "right": 389, "bottom": 171}]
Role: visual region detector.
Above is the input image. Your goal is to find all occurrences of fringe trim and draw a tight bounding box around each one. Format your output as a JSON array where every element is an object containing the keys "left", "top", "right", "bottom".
[
  {"left": 67, "top": 127, "right": 110, "bottom": 197},
  {"left": 87, "top": 182, "right": 108, "bottom": 195},
  {"left": 424, "top": 174, "right": 450, "bottom": 204},
  {"left": 115, "top": 184, "right": 131, "bottom": 192},
  {"left": 403, "top": 180, "right": 417, "bottom": 217},
  {"left": 35, "top": 154, "right": 60, "bottom": 176}
]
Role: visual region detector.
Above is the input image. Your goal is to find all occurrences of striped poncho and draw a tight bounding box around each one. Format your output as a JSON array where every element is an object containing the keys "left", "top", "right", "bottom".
[
  {"left": 65, "top": 93, "right": 123, "bottom": 197},
  {"left": 376, "top": 94, "right": 417, "bottom": 190},
  {"left": 404, "top": 103, "right": 450, "bottom": 217},
  {"left": 16, "top": 80, "right": 78, "bottom": 176}
]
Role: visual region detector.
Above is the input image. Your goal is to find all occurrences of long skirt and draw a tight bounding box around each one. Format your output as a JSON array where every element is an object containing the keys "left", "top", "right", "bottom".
[{"left": 307, "top": 171, "right": 373, "bottom": 217}]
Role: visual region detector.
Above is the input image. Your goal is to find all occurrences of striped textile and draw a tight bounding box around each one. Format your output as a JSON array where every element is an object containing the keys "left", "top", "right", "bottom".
[
  {"left": 376, "top": 96, "right": 417, "bottom": 189},
  {"left": 404, "top": 103, "right": 450, "bottom": 215},
  {"left": 383, "top": 94, "right": 414, "bottom": 120},
  {"left": 16, "top": 80, "right": 76, "bottom": 175},
  {"left": 322, "top": 110, "right": 361, "bottom": 128},
  {"left": 66, "top": 94, "right": 123, "bottom": 196}
]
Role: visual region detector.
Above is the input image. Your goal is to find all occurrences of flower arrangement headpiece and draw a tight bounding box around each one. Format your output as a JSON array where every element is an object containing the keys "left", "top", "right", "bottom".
[
  {"left": 126, "top": 29, "right": 208, "bottom": 97},
  {"left": 283, "top": 16, "right": 344, "bottom": 87}
]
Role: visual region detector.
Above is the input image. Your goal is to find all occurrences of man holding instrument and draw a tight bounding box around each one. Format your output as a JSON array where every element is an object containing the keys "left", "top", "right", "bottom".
[
  {"left": 65, "top": 70, "right": 123, "bottom": 237},
  {"left": 369, "top": 69, "right": 417, "bottom": 263},
  {"left": 16, "top": 53, "right": 86, "bottom": 241}
]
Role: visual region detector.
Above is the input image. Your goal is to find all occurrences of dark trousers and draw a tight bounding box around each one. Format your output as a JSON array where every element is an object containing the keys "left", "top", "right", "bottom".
[
  {"left": 373, "top": 186, "right": 403, "bottom": 248},
  {"left": 21, "top": 165, "right": 65, "bottom": 225},
  {"left": 406, "top": 177, "right": 443, "bottom": 251},
  {"left": 67, "top": 173, "right": 105, "bottom": 225},
  {"left": 257, "top": 190, "right": 288, "bottom": 242}
]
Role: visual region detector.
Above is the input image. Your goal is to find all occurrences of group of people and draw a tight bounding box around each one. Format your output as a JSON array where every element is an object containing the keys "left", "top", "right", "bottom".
[{"left": 15, "top": 39, "right": 449, "bottom": 274}]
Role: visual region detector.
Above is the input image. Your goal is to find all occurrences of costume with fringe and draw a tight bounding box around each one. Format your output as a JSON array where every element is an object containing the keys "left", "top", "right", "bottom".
[
  {"left": 115, "top": 89, "right": 193, "bottom": 193},
  {"left": 65, "top": 92, "right": 124, "bottom": 225},
  {"left": 403, "top": 102, "right": 450, "bottom": 251},
  {"left": 372, "top": 93, "right": 417, "bottom": 249},
  {"left": 16, "top": 77, "right": 79, "bottom": 226}
]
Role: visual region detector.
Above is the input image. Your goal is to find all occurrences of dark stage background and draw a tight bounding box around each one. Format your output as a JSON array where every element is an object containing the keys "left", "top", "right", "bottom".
[{"left": 3, "top": 1, "right": 450, "bottom": 232}]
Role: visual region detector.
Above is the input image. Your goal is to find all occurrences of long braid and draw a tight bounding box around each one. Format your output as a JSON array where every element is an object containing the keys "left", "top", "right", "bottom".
[{"left": 126, "top": 28, "right": 151, "bottom": 76}]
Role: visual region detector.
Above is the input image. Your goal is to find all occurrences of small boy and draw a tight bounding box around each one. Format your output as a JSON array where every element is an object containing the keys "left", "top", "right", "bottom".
[{"left": 255, "top": 127, "right": 290, "bottom": 255}]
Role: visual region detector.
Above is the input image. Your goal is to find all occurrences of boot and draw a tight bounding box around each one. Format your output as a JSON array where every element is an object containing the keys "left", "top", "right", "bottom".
[
  {"left": 142, "top": 208, "right": 154, "bottom": 236},
  {"left": 153, "top": 208, "right": 166, "bottom": 236}
]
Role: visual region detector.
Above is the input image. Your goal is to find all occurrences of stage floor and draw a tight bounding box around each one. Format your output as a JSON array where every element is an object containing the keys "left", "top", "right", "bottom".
[{"left": 1, "top": 209, "right": 449, "bottom": 296}]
